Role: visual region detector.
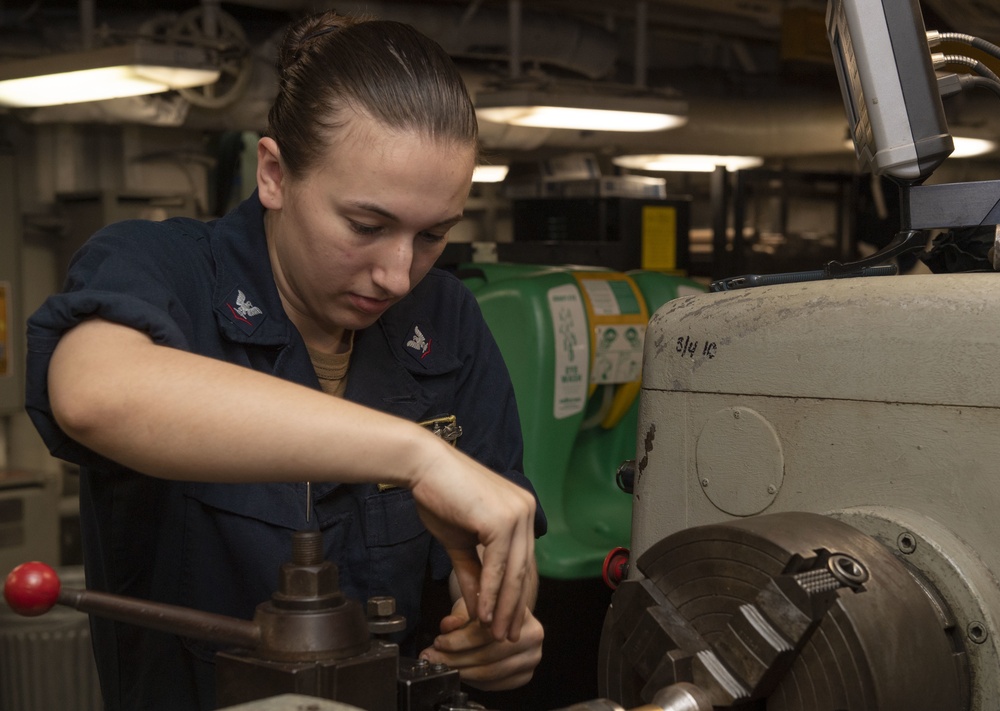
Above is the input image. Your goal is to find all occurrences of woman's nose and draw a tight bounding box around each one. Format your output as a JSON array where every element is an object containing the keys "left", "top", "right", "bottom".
[{"left": 372, "top": 240, "right": 413, "bottom": 297}]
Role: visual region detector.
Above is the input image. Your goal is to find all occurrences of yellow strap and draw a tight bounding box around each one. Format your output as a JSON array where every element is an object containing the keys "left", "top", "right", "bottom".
[
  {"left": 570, "top": 273, "right": 649, "bottom": 429},
  {"left": 601, "top": 380, "right": 642, "bottom": 429}
]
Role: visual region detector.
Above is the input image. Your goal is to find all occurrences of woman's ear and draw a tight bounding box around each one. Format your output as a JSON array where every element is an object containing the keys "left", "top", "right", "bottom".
[{"left": 257, "top": 137, "right": 284, "bottom": 209}]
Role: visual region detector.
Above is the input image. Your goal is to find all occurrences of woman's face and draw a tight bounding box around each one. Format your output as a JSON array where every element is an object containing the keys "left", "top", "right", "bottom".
[{"left": 259, "top": 114, "right": 476, "bottom": 351}]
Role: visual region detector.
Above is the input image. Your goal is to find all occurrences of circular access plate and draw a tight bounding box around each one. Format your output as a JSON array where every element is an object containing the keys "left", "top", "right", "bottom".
[{"left": 696, "top": 407, "right": 783, "bottom": 516}]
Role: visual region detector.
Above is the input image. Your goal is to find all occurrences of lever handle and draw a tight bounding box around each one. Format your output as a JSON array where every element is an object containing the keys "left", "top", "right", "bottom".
[
  {"left": 3, "top": 561, "right": 61, "bottom": 616},
  {"left": 4, "top": 560, "right": 260, "bottom": 649}
]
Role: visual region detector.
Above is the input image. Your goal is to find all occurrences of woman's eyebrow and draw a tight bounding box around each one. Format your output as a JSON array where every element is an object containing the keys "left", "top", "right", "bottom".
[{"left": 345, "top": 200, "right": 464, "bottom": 228}]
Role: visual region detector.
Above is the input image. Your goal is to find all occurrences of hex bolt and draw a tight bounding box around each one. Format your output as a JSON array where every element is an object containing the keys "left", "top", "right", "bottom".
[
  {"left": 897, "top": 531, "right": 917, "bottom": 554},
  {"left": 968, "top": 621, "right": 989, "bottom": 644},
  {"left": 367, "top": 596, "right": 396, "bottom": 618},
  {"left": 701, "top": 478, "right": 709, "bottom": 487},
  {"left": 767, "top": 484, "right": 777, "bottom": 495},
  {"left": 366, "top": 595, "right": 407, "bottom": 636},
  {"left": 734, "top": 410, "right": 741, "bottom": 419}
]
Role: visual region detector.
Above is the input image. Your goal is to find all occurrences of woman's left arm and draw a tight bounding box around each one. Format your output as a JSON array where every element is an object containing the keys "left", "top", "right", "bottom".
[{"left": 420, "top": 564, "right": 542, "bottom": 690}]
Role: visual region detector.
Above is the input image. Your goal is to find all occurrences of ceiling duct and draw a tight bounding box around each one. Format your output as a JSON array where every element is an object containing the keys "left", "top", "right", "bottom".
[
  {"left": 302, "top": 0, "right": 620, "bottom": 81},
  {"left": 13, "top": 0, "right": 1000, "bottom": 167},
  {"left": 474, "top": 0, "right": 688, "bottom": 134},
  {"left": 11, "top": 0, "right": 619, "bottom": 127}
]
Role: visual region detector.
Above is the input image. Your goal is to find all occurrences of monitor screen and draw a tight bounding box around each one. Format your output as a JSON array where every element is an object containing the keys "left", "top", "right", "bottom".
[{"left": 827, "top": 0, "right": 953, "bottom": 182}]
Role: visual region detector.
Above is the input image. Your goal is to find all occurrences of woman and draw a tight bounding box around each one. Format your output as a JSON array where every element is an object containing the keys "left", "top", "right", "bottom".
[{"left": 25, "top": 10, "right": 546, "bottom": 710}]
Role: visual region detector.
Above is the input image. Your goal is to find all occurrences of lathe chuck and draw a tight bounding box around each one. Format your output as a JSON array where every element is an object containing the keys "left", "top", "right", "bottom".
[{"left": 598, "top": 511, "right": 968, "bottom": 710}]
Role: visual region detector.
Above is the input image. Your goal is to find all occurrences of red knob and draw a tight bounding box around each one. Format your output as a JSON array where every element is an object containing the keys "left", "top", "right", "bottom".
[
  {"left": 4, "top": 561, "right": 61, "bottom": 616},
  {"left": 602, "top": 547, "right": 630, "bottom": 590}
]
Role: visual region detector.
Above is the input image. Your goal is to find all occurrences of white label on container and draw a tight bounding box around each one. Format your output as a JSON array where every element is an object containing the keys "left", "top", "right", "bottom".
[
  {"left": 548, "top": 284, "right": 589, "bottom": 419},
  {"left": 580, "top": 279, "right": 621, "bottom": 315},
  {"left": 592, "top": 324, "right": 645, "bottom": 384}
]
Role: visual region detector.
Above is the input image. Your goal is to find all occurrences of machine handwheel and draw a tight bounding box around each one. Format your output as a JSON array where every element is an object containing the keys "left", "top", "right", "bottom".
[{"left": 167, "top": 6, "right": 253, "bottom": 109}]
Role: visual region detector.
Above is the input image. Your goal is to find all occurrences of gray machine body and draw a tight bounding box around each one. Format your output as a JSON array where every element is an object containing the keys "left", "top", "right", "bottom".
[{"left": 630, "top": 273, "right": 1000, "bottom": 707}]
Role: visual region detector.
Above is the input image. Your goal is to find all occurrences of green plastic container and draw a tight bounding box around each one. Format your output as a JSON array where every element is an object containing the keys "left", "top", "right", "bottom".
[{"left": 462, "top": 263, "right": 704, "bottom": 579}]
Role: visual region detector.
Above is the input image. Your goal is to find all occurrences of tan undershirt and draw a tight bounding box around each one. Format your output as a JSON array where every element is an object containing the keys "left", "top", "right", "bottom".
[
  {"left": 303, "top": 335, "right": 354, "bottom": 522},
  {"left": 306, "top": 333, "right": 354, "bottom": 398}
]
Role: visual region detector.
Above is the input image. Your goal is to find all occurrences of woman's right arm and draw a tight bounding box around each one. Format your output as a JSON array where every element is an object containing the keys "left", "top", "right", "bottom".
[{"left": 49, "top": 317, "right": 535, "bottom": 642}]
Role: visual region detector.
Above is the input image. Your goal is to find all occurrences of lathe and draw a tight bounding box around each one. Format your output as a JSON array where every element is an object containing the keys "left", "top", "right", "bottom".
[
  {"left": 597, "top": 272, "right": 999, "bottom": 710},
  {"left": 8, "top": 272, "right": 998, "bottom": 711}
]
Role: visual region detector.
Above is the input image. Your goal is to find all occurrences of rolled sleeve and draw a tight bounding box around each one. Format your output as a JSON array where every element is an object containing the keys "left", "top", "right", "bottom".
[{"left": 24, "top": 221, "right": 206, "bottom": 470}]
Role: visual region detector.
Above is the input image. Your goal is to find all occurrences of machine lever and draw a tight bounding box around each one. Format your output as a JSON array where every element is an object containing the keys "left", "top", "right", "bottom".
[
  {"left": 4, "top": 559, "right": 261, "bottom": 648},
  {"left": 60, "top": 585, "right": 262, "bottom": 648},
  {"left": 824, "top": 228, "right": 927, "bottom": 276}
]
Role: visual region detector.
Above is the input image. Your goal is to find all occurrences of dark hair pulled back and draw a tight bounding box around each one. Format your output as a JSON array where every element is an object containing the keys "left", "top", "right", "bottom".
[{"left": 266, "top": 10, "right": 479, "bottom": 177}]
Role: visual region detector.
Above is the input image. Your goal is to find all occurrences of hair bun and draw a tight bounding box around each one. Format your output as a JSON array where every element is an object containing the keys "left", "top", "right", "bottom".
[{"left": 277, "top": 12, "right": 359, "bottom": 76}]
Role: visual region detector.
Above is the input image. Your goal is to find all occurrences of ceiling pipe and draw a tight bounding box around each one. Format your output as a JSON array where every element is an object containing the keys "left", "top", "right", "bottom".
[
  {"left": 79, "top": 0, "right": 95, "bottom": 50},
  {"left": 459, "top": 0, "right": 484, "bottom": 26},
  {"left": 508, "top": 0, "right": 522, "bottom": 80},
  {"left": 202, "top": 0, "right": 220, "bottom": 40},
  {"left": 635, "top": 1, "right": 648, "bottom": 88},
  {"left": 8, "top": 2, "right": 619, "bottom": 81}
]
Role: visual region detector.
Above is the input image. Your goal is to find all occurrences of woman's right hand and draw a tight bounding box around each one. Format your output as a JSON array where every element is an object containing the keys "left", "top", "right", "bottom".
[{"left": 406, "top": 435, "right": 537, "bottom": 644}]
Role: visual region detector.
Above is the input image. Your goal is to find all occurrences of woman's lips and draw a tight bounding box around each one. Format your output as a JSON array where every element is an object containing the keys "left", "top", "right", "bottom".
[{"left": 349, "top": 292, "right": 393, "bottom": 315}]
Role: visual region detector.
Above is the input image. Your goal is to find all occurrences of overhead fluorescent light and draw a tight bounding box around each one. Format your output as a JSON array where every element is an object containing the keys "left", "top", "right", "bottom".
[
  {"left": 0, "top": 42, "right": 220, "bottom": 108},
  {"left": 841, "top": 135, "right": 997, "bottom": 159},
  {"left": 476, "top": 89, "right": 687, "bottom": 132},
  {"left": 473, "top": 164, "right": 509, "bottom": 183},
  {"left": 946, "top": 136, "right": 996, "bottom": 158},
  {"left": 614, "top": 154, "right": 764, "bottom": 172}
]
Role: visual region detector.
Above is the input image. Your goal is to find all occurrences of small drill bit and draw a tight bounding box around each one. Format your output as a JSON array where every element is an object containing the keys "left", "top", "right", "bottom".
[{"left": 305, "top": 481, "right": 312, "bottom": 523}]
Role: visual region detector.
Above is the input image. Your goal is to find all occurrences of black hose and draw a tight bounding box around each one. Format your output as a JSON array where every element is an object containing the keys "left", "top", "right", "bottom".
[
  {"left": 959, "top": 75, "right": 1000, "bottom": 100},
  {"left": 939, "top": 54, "right": 1000, "bottom": 84}
]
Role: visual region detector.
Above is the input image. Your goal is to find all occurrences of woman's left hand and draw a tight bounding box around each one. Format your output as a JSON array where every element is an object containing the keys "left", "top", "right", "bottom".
[{"left": 419, "top": 597, "right": 544, "bottom": 691}]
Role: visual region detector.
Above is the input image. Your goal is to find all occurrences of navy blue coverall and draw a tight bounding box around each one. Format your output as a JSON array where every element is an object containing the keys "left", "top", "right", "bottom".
[{"left": 25, "top": 192, "right": 546, "bottom": 710}]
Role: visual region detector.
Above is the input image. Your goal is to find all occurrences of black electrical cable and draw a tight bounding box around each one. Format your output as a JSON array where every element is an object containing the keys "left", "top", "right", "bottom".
[
  {"left": 959, "top": 74, "right": 1000, "bottom": 100},
  {"left": 937, "top": 54, "right": 1000, "bottom": 84}
]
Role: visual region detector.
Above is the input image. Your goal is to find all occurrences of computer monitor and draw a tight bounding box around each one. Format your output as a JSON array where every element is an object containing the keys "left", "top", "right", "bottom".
[{"left": 827, "top": 0, "right": 953, "bottom": 183}]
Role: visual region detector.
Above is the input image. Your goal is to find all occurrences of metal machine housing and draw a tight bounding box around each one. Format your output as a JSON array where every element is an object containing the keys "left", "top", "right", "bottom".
[{"left": 621, "top": 273, "right": 1000, "bottom": 708}]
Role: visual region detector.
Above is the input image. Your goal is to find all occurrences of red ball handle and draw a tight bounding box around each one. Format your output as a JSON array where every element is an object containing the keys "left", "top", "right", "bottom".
[{"left": 4, "top": 561, "right": 61, "bottom": 616}]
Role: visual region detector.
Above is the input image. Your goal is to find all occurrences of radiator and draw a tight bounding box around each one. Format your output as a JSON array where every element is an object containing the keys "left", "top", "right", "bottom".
[{"left": 0, "top": 566, "right": 101, "bottom": 711}]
